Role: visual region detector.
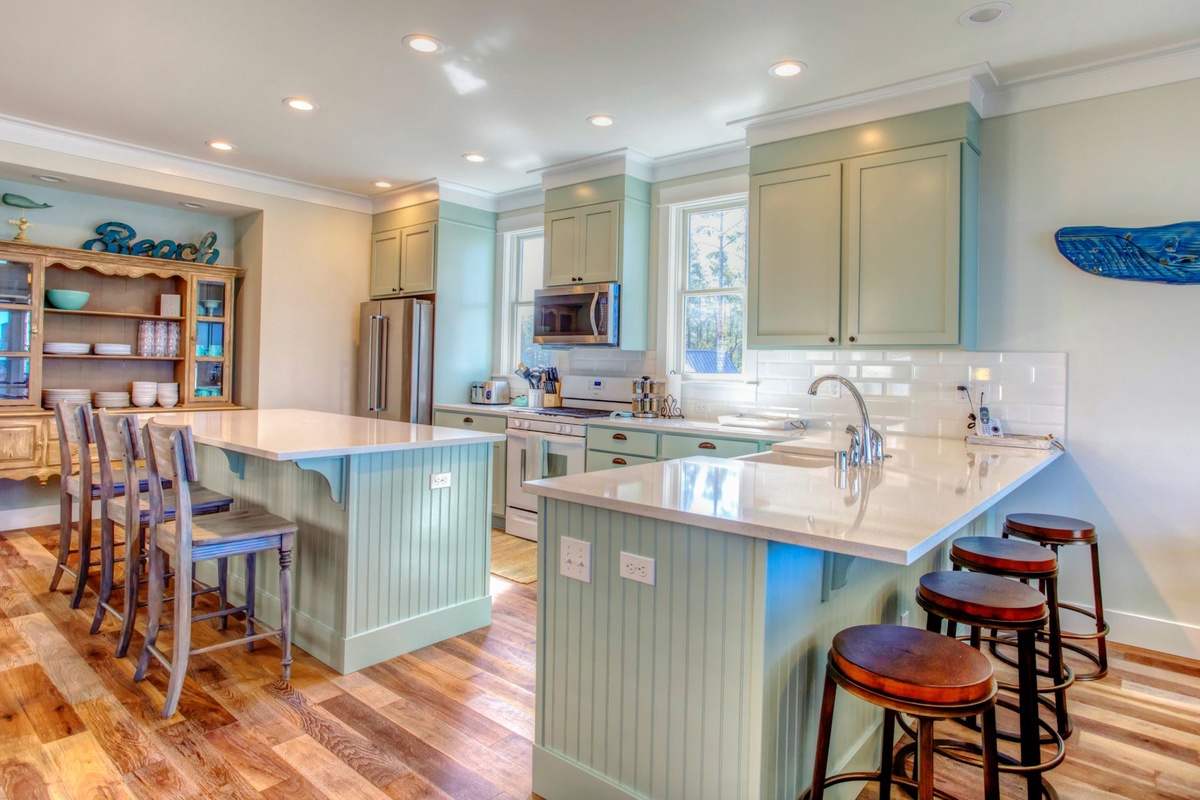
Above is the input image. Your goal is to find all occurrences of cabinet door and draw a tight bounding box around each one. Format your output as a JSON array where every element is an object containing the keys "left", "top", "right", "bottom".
[
  {"left": 0, "top": 419, "right": 43, "bottom": 469},
  {"left": 658, "top": 434, "right": 758, "bottom": 461},
  {"left": 399, "top": 222, "right": 437, "bottom": 295},
  {"left": 544, "top": 209, "right": 581, "bottom": 286},
  {"left": 748, "top": 163, "right": 842, "bottom": 347},
  {"left": 0, "top": 256, "right": 42, "bottom": 408},
  {"left": 370, "top": 230, "right": 402, "bottom": 298},
  {"left": 844, "top": 141, "right": 961, "bottom": 346},
  {"left": 579, "top": 200, "right": 621, "bottom": 284},
  {"left": 492, "top": 440, "right": 507, "bottom": 518},
  {"left": 189, "top": 278, "right": 233, "bottom": 404}
]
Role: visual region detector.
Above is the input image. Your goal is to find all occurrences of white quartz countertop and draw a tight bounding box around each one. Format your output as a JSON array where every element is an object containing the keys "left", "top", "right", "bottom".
[
  {"left": 142, "top": 408, "right": 504, "bottom": 461},
  {"left": 525, "top": 435, "right": 1063, "bottom": 565}
]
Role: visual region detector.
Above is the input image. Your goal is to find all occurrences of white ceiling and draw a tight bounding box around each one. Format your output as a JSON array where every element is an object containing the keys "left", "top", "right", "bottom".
[{"left": 3, "top": 0, "right": 1198, "bottom": 198}]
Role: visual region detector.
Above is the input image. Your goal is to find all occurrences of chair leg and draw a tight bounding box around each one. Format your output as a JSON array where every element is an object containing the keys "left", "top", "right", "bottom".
[
  {"left": 49, "top": 493, "right": 72, "bottom": 592},
  {"left": 808, "top": 671, "right": 838, "bottom": 800},
  {"left": 244, "top": 553, "right": 257, "bottom": 651},
  {"left": 1090, "top": 541, "right": 1108, "bottom": 677},
  {"left": 135, "top": 539, "right": 165, "bottom": 682},
  {"left": 925, "top": 610, "right": 941, "bottom": 634},
  {"left": 70, "top": 496, "right": 94, "bottom": 609},
  {"left": 162, "top": 555, "right": 194, "bottom": 719},
  {"left": 1044, "top": 576, "right": 1071, "bottom": 737},
  {"left": 116, "top": 524, "right": 145, "bottom": 659},
  {"left": 981, "top": 705, "right": 1000, "bottom": 800},
  {"left": 217, "top": 558, "right": 229, "bottom": 631},
  {"left": 916, "top": 716, "right": 935, "bottom": 800},
  {"left": 278, "top": 546, "right": 293, "bottom": 681},
  {"left": 90, "top": 513, "right": 117, "bottom": 634},
  {"left": 1017, "top": 628, "right": 1041, "bottom": 800},
  {"left": 879, "top": 709, "right": 895, "bottom": 799}
]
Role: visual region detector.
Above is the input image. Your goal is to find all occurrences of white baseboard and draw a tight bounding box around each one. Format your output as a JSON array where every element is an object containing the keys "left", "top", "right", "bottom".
[
  {"left": 1090, "top": 607, "right": 1200, "bottom": 661},
  {"left": 0, "top": 500, "right": 99, "bottom": 532}
]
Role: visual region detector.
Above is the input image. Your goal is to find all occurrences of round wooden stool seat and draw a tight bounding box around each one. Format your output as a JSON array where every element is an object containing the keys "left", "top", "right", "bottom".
[
  {"left": 919, "top": 572, "right": 1046, "bottom": 625},
  {"left": 832, "top": 624, "right": 996, "bottom": 706},
  {"left": 952, "top": 536, "right": 1057, "bottom": 574},
  {"left": 1005, "top": 513, "right": 1096, "bottom": 543}
]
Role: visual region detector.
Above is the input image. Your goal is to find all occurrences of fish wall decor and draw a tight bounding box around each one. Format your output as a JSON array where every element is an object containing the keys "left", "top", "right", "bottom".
[
  {"left": 1, "top": 193, "right": 53, "bottom": 210},
  {"left": 1055, "top": 222, "right": 1200, "bottom": 285}
]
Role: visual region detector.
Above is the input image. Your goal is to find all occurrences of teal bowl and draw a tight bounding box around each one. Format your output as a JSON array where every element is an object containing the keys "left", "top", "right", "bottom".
[{"left": 45, "top": 289, "right": 90, "bottom": 310}]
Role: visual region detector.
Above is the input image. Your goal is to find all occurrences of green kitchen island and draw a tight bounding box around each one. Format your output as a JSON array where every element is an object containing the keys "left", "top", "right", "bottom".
[
  {"left": 142, "top": 408, "right": 503, "bottom": 674},
  {"left": 525, "top": 434, "right": 1062, "bottom": 800}
]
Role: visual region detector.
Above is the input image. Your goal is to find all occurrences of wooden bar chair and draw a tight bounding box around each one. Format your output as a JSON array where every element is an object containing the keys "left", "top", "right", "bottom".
[
  {"left": 90, "top": 410, "right": 234, "bottom": 657},
  {"left": 134, "top": 419, "right": 298, "bottom": 718},
  {"left": 48, "top": 401, "right": 151, "bottom": 609}
]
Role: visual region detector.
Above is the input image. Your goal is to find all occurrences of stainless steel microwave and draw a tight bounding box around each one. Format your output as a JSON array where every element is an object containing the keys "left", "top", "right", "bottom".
[{"left": 532, "top": 282, "right": 619, "bottom": 346}]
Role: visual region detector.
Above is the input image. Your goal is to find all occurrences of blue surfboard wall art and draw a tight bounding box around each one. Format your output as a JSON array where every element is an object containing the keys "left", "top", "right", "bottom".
[{"left": 1055, "top": 222, "right": 1200, "bottom": 285}]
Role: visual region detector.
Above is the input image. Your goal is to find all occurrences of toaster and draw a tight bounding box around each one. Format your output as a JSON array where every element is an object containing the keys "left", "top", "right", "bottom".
[{"left": 470, "top": 380, "right": 510, "bottom": 405}]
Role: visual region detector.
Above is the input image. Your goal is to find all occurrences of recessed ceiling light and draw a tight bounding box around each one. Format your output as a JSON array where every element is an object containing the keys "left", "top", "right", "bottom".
[
  {"left": 206, "top": 141, "right": 236, "bottom": 151},
  {"left": 180, "top": 201, "right": 208, "bottom": 209},
  {"left": 587, "top": 115, "right": 615, "bottom": 128},
  {"left": 283, "top": 97, "right": 318, "bottom": 111},
  {"left": 462, "top": 153, "right": 487, "bottom": 163},
  {"left": 373, "top": 181, "right": 393, "bottom": 189},
  {"left": 33, "top": 174, "right": 68, "bottom": 183},
  {"left": 768, "top": 61, "right": 806, "bottom": 78},
  {"left": 403, "top": 34, "right": 444, "bottom": 54},
  {"left": 959, "top": 2, "right": 1012, "bottom": 26}
]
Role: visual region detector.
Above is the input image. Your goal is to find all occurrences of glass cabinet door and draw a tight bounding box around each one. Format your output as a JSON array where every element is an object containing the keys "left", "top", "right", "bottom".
[
  {"left": 0, "top": 258, "right": 39, "bottom": 406},
  {"left": 190, "top": 278, "right": 230, "bottom": 402}
]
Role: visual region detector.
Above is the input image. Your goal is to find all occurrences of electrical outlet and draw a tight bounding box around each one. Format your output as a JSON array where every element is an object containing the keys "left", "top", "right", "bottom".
[
  {"left": 900, "top": 610, "right": 912, "bottom": 628},
  {"left": 429, "top": 472, "right": 452, "bottom": 490},
  {"left": 619, "top": 551, "right": 655, "bottom": 586},
  {"left": 694, "top": 401, "right": 711, "bottom": 415},
  {"left": 560, "top": 537, "right": 591, "bottom": 583},
  {"left": 956, "top": 385, "right": 971, "bottom": 404}
]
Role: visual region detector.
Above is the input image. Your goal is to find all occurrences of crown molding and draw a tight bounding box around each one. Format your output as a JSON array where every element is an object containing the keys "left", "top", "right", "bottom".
[
  {"left": 0, "top": 113, "right": 372, "bottom": 214},
  {"left": 531, "top": 148, "right": 654, "bottom": 190},
  {"left": 369, "top": 178, "right": 509, "bottom": 215},
  {"left": 982, "top": 40, "right": 1200, "bottom": 118},
  {"left": 494, "top": 185, "right": 545, "bottom": 214},
  {"left": 730, "top": 64, "right": 994, "bottom": 146},
  {"left": 649, "top": 140, "right": 748, "bottom": 183}
]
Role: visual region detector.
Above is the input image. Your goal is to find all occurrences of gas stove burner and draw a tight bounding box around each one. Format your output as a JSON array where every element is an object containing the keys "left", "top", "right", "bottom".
[{"left": 513, "top": 406, "right": 616, "bottom": 419}]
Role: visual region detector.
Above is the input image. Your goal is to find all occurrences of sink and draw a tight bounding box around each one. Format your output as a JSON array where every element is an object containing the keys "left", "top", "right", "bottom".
[{"left": 737, "top": 451, "right": 836, "bottom": 469}]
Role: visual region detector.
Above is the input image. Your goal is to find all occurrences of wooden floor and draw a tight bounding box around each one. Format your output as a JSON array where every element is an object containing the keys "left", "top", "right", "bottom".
[
  {"left": 488, "top": 531, "right": 538, "bottom": 586},
  {"left": 2, "top": 523, "right": 1199, "bottom": 799}
]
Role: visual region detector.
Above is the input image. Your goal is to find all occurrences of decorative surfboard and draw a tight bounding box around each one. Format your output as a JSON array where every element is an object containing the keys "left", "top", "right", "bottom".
[{"left": 1055, "top": 222, "right": 1200, "bottom": 284}]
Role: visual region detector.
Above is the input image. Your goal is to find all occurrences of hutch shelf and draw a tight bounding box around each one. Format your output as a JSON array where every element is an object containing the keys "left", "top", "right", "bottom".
[{"left": 0, "top": 240, "right": 244, "bottom": 484}]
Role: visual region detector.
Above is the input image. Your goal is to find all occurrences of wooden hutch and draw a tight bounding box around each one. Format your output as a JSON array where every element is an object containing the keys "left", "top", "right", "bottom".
[{"left": 0, "top": 240, "right": 243, "bottom": 484}]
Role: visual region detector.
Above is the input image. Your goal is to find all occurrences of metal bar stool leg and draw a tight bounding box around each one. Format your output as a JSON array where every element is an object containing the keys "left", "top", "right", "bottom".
[
  {"left": 809, "top": 671, "right": 838, "bottom": 800},
  {"left": 1089, "top": 541, "right": 1108, "bottom": 677}
]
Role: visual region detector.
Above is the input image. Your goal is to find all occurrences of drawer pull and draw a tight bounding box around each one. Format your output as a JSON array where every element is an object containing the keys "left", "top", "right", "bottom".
[
  {"left": 463, "top": 417, "right": 474, "bottom": 424},
  {"left": 698, "top": 442, "right": 717, "bottom": 450},
  {"left": 612, "top": 458, "right": 627, "bottom": 465},
  {"left": 612, "top": 433, "right": 627, "bottom": 441}
]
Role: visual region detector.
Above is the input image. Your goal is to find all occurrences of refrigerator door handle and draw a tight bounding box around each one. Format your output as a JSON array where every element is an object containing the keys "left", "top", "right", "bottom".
[
  {"left": 366, "top": 315, "right": 380, "bottom": 412},
  {"left": 376, "top": 314, "right": 389, "bottom": 411}
]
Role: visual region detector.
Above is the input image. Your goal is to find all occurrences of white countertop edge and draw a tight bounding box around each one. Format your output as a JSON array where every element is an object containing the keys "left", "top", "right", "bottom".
[
  {"left": 528, "top": 449, "right": 1063, "bottom": 565},
  {"left": 189, "top": 432, "right": 507, "bottom": 462}
]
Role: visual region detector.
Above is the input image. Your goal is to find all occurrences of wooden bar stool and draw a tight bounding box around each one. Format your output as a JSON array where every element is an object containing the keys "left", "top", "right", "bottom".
[
  {"left": 802, "top": 624, "right": 1000, "bottom": 800},
  {"left": 48, "top": 402, "right": 151, "bottom": 609},
  {"left": 1003, "top": 513, "right": 1110, "bottom": 680},
  {"left": 89, "top": 410, "right": 233, "bottom": 658},
  {"left": 917, "top": 571, "right": 1065, "bottom": 799},
  {"left": 134, "top": 419, "right": 298, "bottom": 718},
  {"left": 951, "top": 536, "right": 1074, "bottom": 738}
]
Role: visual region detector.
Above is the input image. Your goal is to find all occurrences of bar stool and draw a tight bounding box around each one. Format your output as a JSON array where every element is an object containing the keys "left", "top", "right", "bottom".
[
  {"left": 48, "top": 402, "right": 151, "bottom": 609},
  {"left": 89, "top": 410, "right": 234, "bottom": 657},
  {"left": 917, "top": 571, "right": 1065, "bottom": 799},
  {"left": 951, "top": 536, "right": 1074, "bottom": 738},
  {"left": 802, "top": 624, "right": 1000, "bottom": 800},
  {"left": 1003, "top": 513, "right": 1110, "bottom": 680},
  {"left": 135, "top": 420, "right": 298, "bottom": 718}
]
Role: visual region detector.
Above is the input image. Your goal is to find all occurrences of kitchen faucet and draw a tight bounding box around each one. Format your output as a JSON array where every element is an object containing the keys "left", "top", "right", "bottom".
[{"left": 807, "top": 375, "right": 884, "bottom": 466}]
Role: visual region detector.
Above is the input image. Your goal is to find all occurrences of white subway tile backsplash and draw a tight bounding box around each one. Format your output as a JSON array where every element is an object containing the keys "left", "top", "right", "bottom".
[
  {"left": 1032, "top": 365, "right": 1067, "bottom": 385},
  {"left": 860, "top": 364, "right": 912, "bottom": 380},
  {"left": 913, "top": 364, "right": 971, "bottom": 382},
  {"left": 939, "top": 351, "right": 1001, "bottom": 365}
]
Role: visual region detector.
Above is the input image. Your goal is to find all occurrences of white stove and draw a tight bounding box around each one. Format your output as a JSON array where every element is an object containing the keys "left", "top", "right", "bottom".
[{"left": 505, "top": 376, "right": 633, "bottom": 540}]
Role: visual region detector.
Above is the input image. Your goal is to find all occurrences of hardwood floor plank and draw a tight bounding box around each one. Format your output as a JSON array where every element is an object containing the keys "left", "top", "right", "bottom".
[
  {"left": 0, "top": 741, "right": 68, "bottom": 800},
  {"left": 205, "top": 721, "right": 300, "bottom": 792},
  {"left": 4, "top": 663, "right": 87, "bottom": 744},
  {"left": 0, "top": 617, "right": 36, "bottom": 669},
  {"left": 72, "top": 696, "right": 165, "bottom": 775},
  {"left": 332, "top": 670, "right": 403, "bottom": 708},
  {"left": 206, "top": 677, "right": 307, "bottom": 748},
  {"left": 434, "top": 635, "right": 537, "bottom": 693},
  {"left": 274, "top": 734, "right": 396, "bottom": 800},
  {"left": 43, "top": 730, "right": 137, "bottom": 800},
  {"left": 123, "top": 758, "right": 204, "bottom": 800},
  {"left": 150, "top": 719, "right": 261, "bottom": 800},
  {"left": 257, "top": 771, "right": 334, "bottom": 800},
  {"left": 11, "top": 613, "right": 108, "bottom": 704}
]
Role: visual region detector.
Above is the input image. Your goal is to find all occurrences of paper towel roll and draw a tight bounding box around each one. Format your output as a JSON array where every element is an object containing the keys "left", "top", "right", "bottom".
[{"left": 667, "top": 371, "right": 682, "bottom": 401}]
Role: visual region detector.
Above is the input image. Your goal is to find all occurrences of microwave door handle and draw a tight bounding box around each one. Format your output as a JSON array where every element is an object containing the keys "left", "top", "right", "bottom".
[{"left": 589, "top": 292, "right": 600, "bottom": 336}]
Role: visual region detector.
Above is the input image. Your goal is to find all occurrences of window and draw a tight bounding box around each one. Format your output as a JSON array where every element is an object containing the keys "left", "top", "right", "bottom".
[
  {"left": 674, "top": 197, "right": 749, "bottom": 377},
  {"left": 502, "top": 229, "right": 545, "bottom": 374}
]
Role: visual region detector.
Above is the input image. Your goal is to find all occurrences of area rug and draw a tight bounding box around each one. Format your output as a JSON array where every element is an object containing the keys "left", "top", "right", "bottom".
[{"left": 491, "top": 528, "right": 538, "bottom": 584}]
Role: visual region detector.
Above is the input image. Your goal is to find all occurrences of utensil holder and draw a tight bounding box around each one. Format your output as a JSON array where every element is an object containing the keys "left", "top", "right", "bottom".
[
  {"left": 543, "top": 392, "right": 561, "bottom": 408},
  {"left": 527, "top": 389, "right": 545, "bottom": 408}
]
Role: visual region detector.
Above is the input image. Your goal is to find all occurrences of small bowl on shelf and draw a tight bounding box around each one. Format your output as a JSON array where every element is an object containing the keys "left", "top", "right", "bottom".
[{"left": 45, "top": 290, "right": 90, "bottom": 310}]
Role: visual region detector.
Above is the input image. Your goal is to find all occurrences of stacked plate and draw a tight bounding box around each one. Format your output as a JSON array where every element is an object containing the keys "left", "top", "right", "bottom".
[
  {"left": 42, "top": 388, "right": 91, "bottom": 409},
  {"left": 44, "top": 342, "right": 91, "bottom": 355},
  {"left": 94, "top": 343, "right": 133, "bottom": 356},
  {"left": 131, "top": 381, "right": 158, "bottom": 408},
  {"left": 157, "top": 382, "right": 179, "bottom": 409},
  {"left": 93, "top": 391, "right": 131, "bottom": 409}
]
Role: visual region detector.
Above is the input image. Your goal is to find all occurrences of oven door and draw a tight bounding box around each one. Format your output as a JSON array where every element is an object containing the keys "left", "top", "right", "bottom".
[
  {"left": 532, "top": 283, "right": 619, "bottom": 346},
  {"left": 505, "top": 430, "right": 586, "bottom": 540}
]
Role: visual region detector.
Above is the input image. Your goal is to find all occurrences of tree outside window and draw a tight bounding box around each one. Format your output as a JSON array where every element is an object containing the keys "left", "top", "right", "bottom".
[
  {"left": 678, "top": 201, "right": 748, "bottom": 376},
  {"left": 508, "top": 231, "right": 545, "bottom": 373}
]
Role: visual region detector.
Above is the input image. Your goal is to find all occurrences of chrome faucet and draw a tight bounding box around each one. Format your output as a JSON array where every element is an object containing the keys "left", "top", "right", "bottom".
[{"left": 807, "top": 375, "right": 884, "bottom": 466}]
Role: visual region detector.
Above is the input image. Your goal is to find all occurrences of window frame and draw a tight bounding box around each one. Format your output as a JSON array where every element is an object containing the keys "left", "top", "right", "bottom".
[
  {"left": 497, "top": 226, "right": 546, "bottom": 377},
  {"left": 668, "top": 193, "right": 755, "bottom": 382}
]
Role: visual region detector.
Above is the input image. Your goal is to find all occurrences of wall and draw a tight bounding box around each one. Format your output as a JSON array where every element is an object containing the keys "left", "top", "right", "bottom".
[{"left": 978, "top": 78, "right": 1200, "bottom": 658}]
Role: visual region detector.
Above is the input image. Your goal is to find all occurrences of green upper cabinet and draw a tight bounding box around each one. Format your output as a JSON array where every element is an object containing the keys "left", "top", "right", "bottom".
[
  {"left": 543, "top": 175, "right": 650, "bottom": 350},
  {"left": 370, "top": 221, "right": 437, "bottom": 298},
  {"left": 747, "top": 103, "right": 979, "bottom": 349}
]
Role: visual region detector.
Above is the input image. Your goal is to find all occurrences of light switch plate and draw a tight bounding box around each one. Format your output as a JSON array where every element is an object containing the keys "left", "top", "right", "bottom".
[
  {"left": 430, "top": 472, "right": 451, "bottom": 490},
  {"left": 560, "top": 537, "right": 591, "bottom": 583},
  {"left": 619, "top": 551, "right": 655, "bottom": 586}
]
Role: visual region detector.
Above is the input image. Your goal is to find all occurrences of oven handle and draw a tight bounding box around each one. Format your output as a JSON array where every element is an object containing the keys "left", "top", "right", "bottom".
[{"left": 507, "top": 430, "right": 588, "bottom": 448}]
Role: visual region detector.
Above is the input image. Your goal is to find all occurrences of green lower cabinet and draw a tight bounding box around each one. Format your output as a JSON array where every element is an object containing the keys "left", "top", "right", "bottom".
[
  {"left": 585, "top": 426, "right": 658, "bottom": 459},
  {"left": 658, "top": 433, "right": 759, "bottom": 460},
  {"left": 433, "top": 410, "right": 507, "bottom": 520},
  {"left": 585, "top": 450, "right": 657, "bottom": 472}
]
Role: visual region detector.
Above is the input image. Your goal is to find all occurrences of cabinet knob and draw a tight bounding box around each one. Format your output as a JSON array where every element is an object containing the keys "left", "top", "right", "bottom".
[
  {"left": 463, "top": 417, "right": 474, "bottom": 424},
  {"left": 612, "top": 457, "right": 627, "bottom": 465},
  {"left": 828, "top": 337, "right": 835, "bottom": 343},
  {"left": 848, "top": 336, "right": 857, "bottom": 343},
  {"left": 698, "top": 442, "right": 716, "bottom": 450}
]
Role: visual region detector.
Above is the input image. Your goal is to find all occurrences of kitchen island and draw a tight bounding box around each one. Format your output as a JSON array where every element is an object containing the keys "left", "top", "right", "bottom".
[
  {"left": 525, "top": 434, "right": 1063, "bottom": 800},
  {"left": 144, "top": 408, "right": 504, "bottom": 673}
]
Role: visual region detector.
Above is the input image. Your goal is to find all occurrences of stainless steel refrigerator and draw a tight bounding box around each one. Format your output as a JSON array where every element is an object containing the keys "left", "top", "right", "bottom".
[{"left": 355, "top": 298, "right": 433, "bottom": 423}]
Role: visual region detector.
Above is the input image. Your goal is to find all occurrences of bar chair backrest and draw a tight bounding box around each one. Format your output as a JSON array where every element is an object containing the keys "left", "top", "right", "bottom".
[
  {"left": 93, "top": 410, "right": 143, "bottom": 510},
  {"left": 54, "top": 401, "right": 95, "bottom": 491},
  {"left": 144, "top": 420, "right": 198, "bottom": 561}
]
